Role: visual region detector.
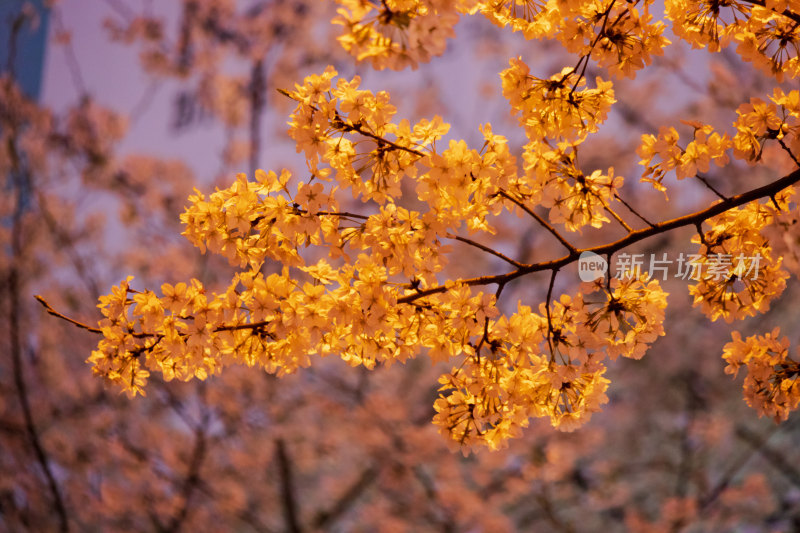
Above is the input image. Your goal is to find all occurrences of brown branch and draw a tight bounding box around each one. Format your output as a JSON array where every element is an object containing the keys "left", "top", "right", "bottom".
[
  {"left": 447, "top": 233, "right": 524, "bottom": 268},
  {"left": 52, "top": 7, "right": 87, "bottom": 96},
  {"left": 161, "top": 416, "right": 208, "bottom": 533},
  {"left": 545, "top": 268, "right": 559, "bottom": 359},
  {"left": 10, "top": 277, "right": 71, "bottom": 533},
  {"left": 34, "top": 295, "right": 102, "bottom": 334},
  {"left": 568, "top": 0, "right": 617, "bottom": 93},
  {"left": 614, "top": 192, "right": 655, "bottom": 227},
  {"left": 696, "top": 174, "right": 728, "bottom": 200},
  {"left": 248, "top": 57, "right": 265, "bottom": 177},
  {"left": 698, "top": 423, "right": 783, "bottom": 511},
  {"left": 412, "top": 466, "right": 457, "bottom": 533},
  {"left": 735, "top": 423, "right": 800, "bottom": 489},
  {"left": 311, "top": 467, "right": 378, "bottom": 530},
  {"left": 498, "top": 190, "right": 578, "bottom": 253},
  {"left": 674, "top": 372, "right": 702, "bottom": 505},
  {"left": 35, "top": 191, "right": 101, "bottom": 299},
  {"left": 275, "top": 438, "right": 303, "bottom": 533},
  {"left": 603, "top": 203, "right": 633, "bottom": 232},
  {"left": 779, "top": 138, "right": 800, "bottom": 167},
  {"left": 337, "top": 115, "right": 425, "bottom": 157},
  {"left": 293, "top": 208, "right": 370, "bottom": 220},
  {"left": 7, "top": 103, "right": 70, "bottom": 532},
  {"left": 398, "top": 167, "right": 800, "bottom": 304},
  {"left": 533, "top": 487, "right": 575, "bottom": 533},
  {"left": 36, "top": 294, "right": 274, "bottom": 337}
]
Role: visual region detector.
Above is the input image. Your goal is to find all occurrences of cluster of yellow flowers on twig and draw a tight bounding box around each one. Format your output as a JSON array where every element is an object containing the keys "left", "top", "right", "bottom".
[{"left": 43, "top": 0, "right": 800, "bottom": 451}]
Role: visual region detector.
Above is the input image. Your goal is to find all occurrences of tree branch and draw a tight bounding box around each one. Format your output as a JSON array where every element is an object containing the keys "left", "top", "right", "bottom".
[
  {"left": 161, "top": 415, "right": 208, "bottom": 533},
  {"left": 446, "top": 233, "right": 524, "bottom": 267},
  {"left": 399, "top": 167, "right": 800, "bottom": 304},
  {"left": 7, "top": 97, "right": 70, "bottom": 531},
  {"left": 498, "top": 190, "right": 578, "bottom": 253},
  {"left": 735, "top": 423, "right": 800, "bottom": 489},
  {"left": 698, "top": 423, "right": 783, "bottom": 511},
  {"left": 696, "top": 174, "right": 728, "bottom": 200},
  {"left": 275, "top": 438, "right": 303, "bottom": 533},
  {"left": 614, "top": 192, "right": 655, "bottom": 227},
  {"left": 311, "top": 466, "right": 378, "bottom": 530},
  {"left": 34, "top": 295, "right": 102, "bottom": 334},
  {"left": 248, "top": 57, "right": 265, "bottom": 177},
  {"left": 277, "top": 88, "right": 427, "bottom": 158}
]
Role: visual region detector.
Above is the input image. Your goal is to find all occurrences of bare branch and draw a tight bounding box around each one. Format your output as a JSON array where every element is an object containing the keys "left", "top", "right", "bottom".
[
  {"left": 696, "top": 174, "right": 728, "bottom": 200},
  {"left": 249, "top": 58, "right": 266, "bottom": 177},
  {"left": 603, "top": 203, "right": 633, "bottom": 232},
  {"left": 779, "top": 138, "right": 800, "bottom": 167},
  {"left": 544, "top": 267, "right": 559, "bottom": 360},
  {"left": 35, "top": 296, "right": 102, "bottom": 334},
  {"left": 735, "top": 423, "right": 800, "bottom": 489},
  {"left": 614, "top": 193, "right": 655, "bottom": 227},
  {"left": 498, "top": 190, "right": 578, "bottom": 253},
  {"left": 161, "top": 416, "right": 208, "bottom": 533},
  {"left": 7, "top": 114, "right": 70, "bottom": 532},
  {"left": 311, "top": 467, "right": 378, "bottom": 530},
  {"left": 275, "top": 439, "right": 303, "bottom": 533},
  {"left": 446, "top": 233, "right": 524, "bottom": 268}
]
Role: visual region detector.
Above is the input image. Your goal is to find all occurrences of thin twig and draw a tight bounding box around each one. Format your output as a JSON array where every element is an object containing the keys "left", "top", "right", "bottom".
[
  {"left": 311, "top": 467, "right": 378, "bottom": 530},
  {"left": 778, "top": 138, "right": 800, "bottom": 167},
  {"left": 447, "top": 233, "right": 524, "bottom": 268},
  {"left": 35, "top": 295, "right": 102, "bottom": 334},
  {"left": 696, "top": 174, "right": 728, "bottom": 200},
  {"left": 698, "top": 423, "right": 783, "bottom": 511},
  {"left": 35, "top": 192, "right": 101, "bottom": 299},
  {"left": 614, "top": 193, "right": 655, "bottom": 227},
  {"left": 695, "top": 222, "right": 711, "bottom": 251},
  {"left": 569, "top": 0, "right": 617, "bottom": 94},
  {"left": 740, "top": 0, "right": 800, "bottom": 24},
  {"left": 102, "top": 0, "right": 136, "bottom": 21},
  {"left": 277, "top": 88, "right": 426, "bottom": 158},
  {"left": 603, "top": 203, "right": 633, "bottom": 232},
  {"left": 161, "top": 413, "right": 208, "bottom": 533},
  {"left": 248, "top": 57, "right": 265, "bottom": 177},
  {"left": 498, "top": 190, "right": 578, "bottom": 253},
  {"left": 735, "top": 423, "right": 800, "bottom": 488},
  {"left": 52, "top": 7, "right": 87, "bottom": 96},
  {"left": 275, "top": 439, "right": 303, "bottom": 533},
  {"left": 545, "top": 268, "right": 559, "bottom": 360}
]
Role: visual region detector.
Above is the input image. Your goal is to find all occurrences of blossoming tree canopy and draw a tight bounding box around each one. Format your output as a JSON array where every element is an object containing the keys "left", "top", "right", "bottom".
[{"left": 40, "top": 0, "right": 800, "bottom": 452}]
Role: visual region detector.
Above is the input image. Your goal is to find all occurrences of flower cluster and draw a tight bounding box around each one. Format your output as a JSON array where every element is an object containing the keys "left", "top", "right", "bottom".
[
  {"left": 666, "top": 0, "right": 800, "bottom": 81},
  {"left": 637, "top": 123, "right": 731, "bottom": 194},
  {"left": 522, "top": 142, "right": 624, "bottom": 232},
  {"left": 689, "top": 200, "right": 790, "bottom": 323},
  {"left": 733, "top": 88, "right": 800, "bottom": 161},
  {"left": 722, "top": 329, "right": 800, "bottom": 422},
  {"left": 501, "top": 59, "right": 616, "bottom": 142},
  {"left": 331, "top": 0, "right": 476, "bottom": 70},
  {"left": 479, "top": 0, "right": 669, "bottom": 78},
  {"left": 578, "top": 276, "right": 669, "bottom": 360},
  {"left": 433, "top": 278, "right": 666, "bottom": 448}
]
